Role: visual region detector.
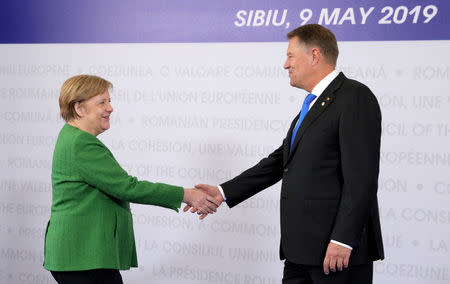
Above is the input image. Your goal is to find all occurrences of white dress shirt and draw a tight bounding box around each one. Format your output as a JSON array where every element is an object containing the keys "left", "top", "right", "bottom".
[{"left": 308, "top": 69, "right": 339, "bottom": 109}]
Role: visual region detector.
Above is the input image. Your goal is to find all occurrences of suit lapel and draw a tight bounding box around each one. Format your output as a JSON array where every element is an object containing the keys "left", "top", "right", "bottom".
[
  {"left": 285, "top": 72, "right": 346, "bottom": 165},
  {"left": 283, "top": 112, "right": 300, "bottom": 162}
]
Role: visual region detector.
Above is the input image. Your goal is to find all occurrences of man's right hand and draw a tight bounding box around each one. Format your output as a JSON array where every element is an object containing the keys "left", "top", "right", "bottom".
[
  {"left": 182, "top": 188, "right": 220, "bottom": 218},
  {"left": 183, "top": 184, "right": 224, "bottom": 219}
]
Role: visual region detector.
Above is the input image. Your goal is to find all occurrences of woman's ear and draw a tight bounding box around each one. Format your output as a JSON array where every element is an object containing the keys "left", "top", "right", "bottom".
[{"left": 74, "top": 101, "right": 85, "bottom": 118}]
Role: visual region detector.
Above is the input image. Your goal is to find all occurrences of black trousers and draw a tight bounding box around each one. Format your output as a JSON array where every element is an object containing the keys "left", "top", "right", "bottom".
[
  {"left": 50, "top": 269, "right": 123, "bottom": 284},
  {"left": 282, "top": 260, "right": 373, "bottom": 284}
]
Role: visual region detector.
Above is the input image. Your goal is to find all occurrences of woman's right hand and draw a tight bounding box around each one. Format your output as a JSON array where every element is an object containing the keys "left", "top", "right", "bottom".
[{"left": 182, "top": 188, "right": 220, "bottom": 218}]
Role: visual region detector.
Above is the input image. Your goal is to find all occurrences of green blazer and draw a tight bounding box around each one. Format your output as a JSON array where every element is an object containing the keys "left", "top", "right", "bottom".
[{"left": 44, "top": 124, "right": 184, "bottom": 271}]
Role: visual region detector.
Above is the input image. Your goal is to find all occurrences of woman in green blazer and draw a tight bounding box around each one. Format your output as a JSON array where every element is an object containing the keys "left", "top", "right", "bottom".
[{"left": 44, "top": 75, "right": 219, "bottom": 284}]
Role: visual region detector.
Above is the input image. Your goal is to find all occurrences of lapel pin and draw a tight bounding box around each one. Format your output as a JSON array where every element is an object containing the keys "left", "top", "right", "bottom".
[{"left": 321, "top": 102, "right": 325, "bottom": 106}]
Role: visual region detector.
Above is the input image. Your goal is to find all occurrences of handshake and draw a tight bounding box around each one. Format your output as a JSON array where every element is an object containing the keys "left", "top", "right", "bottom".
[{"left": 182, "top": 184, "right": 224, "bottom": 219}]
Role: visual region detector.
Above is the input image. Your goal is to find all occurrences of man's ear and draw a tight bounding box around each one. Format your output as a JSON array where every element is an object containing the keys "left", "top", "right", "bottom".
[
  {"left": 74, "top": 101, "right": 85, "bottom": 118},
  {"left": 311, "top": 48, "right": 321, "bottom": 65}
]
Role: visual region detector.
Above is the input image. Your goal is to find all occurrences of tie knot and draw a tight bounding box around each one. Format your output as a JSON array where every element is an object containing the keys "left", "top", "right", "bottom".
[{"left": 305, "top": 93, "right": 316, "bottom": 104}]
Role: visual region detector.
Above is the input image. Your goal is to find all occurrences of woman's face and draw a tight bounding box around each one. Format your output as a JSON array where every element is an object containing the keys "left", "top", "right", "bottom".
[{"left": 76, "top": 91, "right": 113, "bottom": 136}]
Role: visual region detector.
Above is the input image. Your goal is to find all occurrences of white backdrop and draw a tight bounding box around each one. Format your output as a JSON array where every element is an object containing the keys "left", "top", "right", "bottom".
[{"left": 0, "top": 40, "right": 449, "bottom": 283}]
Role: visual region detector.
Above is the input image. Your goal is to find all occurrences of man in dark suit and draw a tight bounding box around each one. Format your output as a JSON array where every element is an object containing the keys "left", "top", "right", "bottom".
[{"left": 190, "top": 24, "right": 384, "bottom": 283}]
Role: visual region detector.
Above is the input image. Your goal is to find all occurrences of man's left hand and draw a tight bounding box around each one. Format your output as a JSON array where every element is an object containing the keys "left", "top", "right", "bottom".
[{"left": 323, "top": 242, "right": 351, "bottom": 275}]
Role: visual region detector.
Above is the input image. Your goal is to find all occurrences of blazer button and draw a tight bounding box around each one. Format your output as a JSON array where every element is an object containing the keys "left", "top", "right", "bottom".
[{"left": 284, "top": 168, "right": 288, "bottom": 172}]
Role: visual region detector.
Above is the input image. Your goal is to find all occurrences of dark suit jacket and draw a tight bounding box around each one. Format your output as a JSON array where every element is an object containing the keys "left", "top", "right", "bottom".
[{"left": 221, "top": 72, "right": 384, "bottom": 266}]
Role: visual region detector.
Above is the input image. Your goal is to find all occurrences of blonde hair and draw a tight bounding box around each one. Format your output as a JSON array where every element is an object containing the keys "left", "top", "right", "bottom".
[{"left": 59, "top": 74, "right": 112, "bottom": 122}]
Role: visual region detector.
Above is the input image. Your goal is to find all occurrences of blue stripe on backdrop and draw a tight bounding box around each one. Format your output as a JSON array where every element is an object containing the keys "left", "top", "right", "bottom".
[{"left": 0, "top": 0, "right": 449, "bottom": 43}]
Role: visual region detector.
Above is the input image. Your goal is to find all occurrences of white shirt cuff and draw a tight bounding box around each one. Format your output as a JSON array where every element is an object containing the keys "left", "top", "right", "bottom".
[
  {"left": 217, "top": 185, "right": 226, "bottom": 201},
  {"left": 330, "top": 240, "right": 353, "bottom": 250}
]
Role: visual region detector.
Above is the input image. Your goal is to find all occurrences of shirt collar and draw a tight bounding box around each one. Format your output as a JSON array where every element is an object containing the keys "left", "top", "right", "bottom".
[{"left": 311, "top": 69, "right": 339, "bottom": 98}]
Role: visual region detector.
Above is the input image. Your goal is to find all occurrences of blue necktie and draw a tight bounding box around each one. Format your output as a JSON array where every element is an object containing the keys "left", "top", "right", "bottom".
[{"left": 290, "top": 93, "right": 316, "bottom": 149}]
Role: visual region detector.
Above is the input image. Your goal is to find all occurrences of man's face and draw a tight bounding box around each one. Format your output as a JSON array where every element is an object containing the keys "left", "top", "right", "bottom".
[{"left": 283, "top": 36, "right": 312, "bottom": 90}]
